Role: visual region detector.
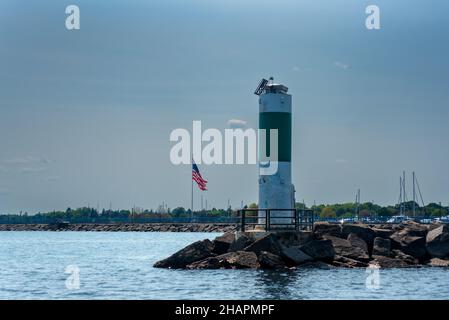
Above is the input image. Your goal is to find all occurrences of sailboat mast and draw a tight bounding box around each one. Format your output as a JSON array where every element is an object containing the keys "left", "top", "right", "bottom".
[
  {"left": 403, "top": 171, "right": 406, "bottom": 215},
  {"left": 399, "top": 176, "right": 403, "bottom": 215},
  {"left": 413, "top": 171, "right": 416, "bottom": 217}
]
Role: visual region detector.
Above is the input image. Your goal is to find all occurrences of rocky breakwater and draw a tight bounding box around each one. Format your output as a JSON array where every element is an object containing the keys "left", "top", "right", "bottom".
[
  {"left": 153, "top": 221, "right": 449, "bottom": 269},
  {"left": 0, "top": 223, "right": 237, "bottom": 233}
]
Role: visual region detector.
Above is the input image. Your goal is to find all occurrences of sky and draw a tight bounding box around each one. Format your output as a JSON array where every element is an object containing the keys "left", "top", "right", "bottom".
[{"left": 0, "top": 0, "right": 449, "bottom": 214}]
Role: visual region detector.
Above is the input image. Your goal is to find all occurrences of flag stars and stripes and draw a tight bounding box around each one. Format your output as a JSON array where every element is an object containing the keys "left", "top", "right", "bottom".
[{"left": 192, "top": 162, "right": 207, "bottom": 191}]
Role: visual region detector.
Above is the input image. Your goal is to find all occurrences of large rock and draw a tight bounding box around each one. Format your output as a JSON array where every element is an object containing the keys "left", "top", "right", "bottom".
[
  {"left": 186, "top": 256, "right": 222, "bottom": 269},
  {"left": 313, "top": 222, "right": 342, "bottom": 238},
  {"left": 281, "top": 246, "right": 314, "bottom": 266},
  {"left": 324, "top": 235, "right": 369, "bottom": 262},
  {"left": 372, "top": 237, "right": 391, "bottom": 256},
  {"left": 216, "top": 251, "right": 259, "bottom": 269},
  {"left": 299, "top": 239, "right": 335, "bottom": 262},
  {"left": 377, "top": 224, "right": 397, "bottom": 230},
  {"left": 371, "top": 255, "right": 411, "bottom": 268},
  {"left": 258, "top": 251, "right": 286, "bottom": 269},
  {"left": 187, "top": 251, "right": 259, "bottom": 269},
  {"left": 332, "top": 255, "right": 368, "bottom": 268},
  {"left": 275, "top": 231, "right": 312, "bottom": 247},
  {"left": 372, "top": 228, "right": 394, "bottom": 239},
  {"left": 426, "top": 225, "right": 449, "bottom": 258},
  {"left": 341, "top": 224, "right": 375, "bottom": 247},
  {"left": 390, "top": 231, "right": 427, "bottom": 259},
  {"left": 244, "top": 234, "right": 282, "bottom": 256},
  {"left": 400, "top": 221, "right": 429, "bottom": 237},
  {"left": 228, "top": 234, "right": 254, "bottom": 252},
  {"left": 427, "top": 258, "right": 449, "bottom": 267},
  {"left": 153, "top": 239, "right": 215, "bottom": 269},
  {"left": 300, "top": 261, "right": 333, "bottom": 269},
  {"left": 213, "top": 232, "right": 235, "bottom": 255},
  {"left": 391, "top": 249, "right": 419, "bottom": 265},
  {"left": 428, "top": 223, "right": 443, "bottom": 231},
  {"left": 348, "top": 233, "right": 369, "bottom": 253}
]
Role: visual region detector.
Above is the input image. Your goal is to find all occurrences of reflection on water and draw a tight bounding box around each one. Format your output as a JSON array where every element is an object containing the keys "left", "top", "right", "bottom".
[
  {"left": 255, "top": 270, "right": 301, "bottom": 299},
  {"left": 0, "top": 231, "right": 449, "bottom": 300}
]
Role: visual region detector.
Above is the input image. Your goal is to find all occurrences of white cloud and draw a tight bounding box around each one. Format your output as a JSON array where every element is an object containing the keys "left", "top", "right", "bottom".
[
  {"left": 3, "top": 155, "right": 50, "bottom": 165},
  {"left": 227, "top": 119, "right": 248, "bottom": 129},
  {"left": 334, "top": 61, "right": 349, "bottom": 70},
  {"left": 19, "top": 167, "right": 47, "bottom": 174},
  {"left": 292, "top": 66, "right": 300, "bottom": 72},
  {"left": 45, "top": 175, "right": 61, "bottom": 181},
  {"left": 335, "top": 158, "right": 348, "bottom": 164},
  {"left": 1, "top": 155, "right": 51, "bottom": 175}
]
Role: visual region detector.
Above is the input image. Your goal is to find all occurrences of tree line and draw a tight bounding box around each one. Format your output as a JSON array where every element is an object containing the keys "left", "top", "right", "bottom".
[{"left": 0, "top": 201, "right": 448, "bottom": 223}]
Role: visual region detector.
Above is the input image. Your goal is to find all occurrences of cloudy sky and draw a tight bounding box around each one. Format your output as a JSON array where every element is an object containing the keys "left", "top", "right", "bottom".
[{"left": 1, "top": 0, "right": 448, "bottom": 213}]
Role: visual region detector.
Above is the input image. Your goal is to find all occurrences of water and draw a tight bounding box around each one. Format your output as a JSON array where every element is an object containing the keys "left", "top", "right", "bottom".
[{"left": 0, "top": 231, "right": 448, "bottom": 300}]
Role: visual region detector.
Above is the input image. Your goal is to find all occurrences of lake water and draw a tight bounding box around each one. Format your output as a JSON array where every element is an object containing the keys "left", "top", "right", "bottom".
[{"left": 1, "top": 231, "right": 448, "bottom": 300}]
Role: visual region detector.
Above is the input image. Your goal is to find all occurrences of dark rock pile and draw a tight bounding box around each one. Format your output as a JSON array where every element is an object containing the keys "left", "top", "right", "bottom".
[
  {"left": 0, "top": 223, "right": 237, "bottom": 233},
  {"left": 153, "top": 221, "right": 449, "bottom": 269}
]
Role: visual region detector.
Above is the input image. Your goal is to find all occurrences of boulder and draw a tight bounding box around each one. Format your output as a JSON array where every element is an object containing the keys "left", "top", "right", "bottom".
[
  {"left": 300, "top": 261, "right": 333, "bottom": 269},
  {"left": 372, "top": 237, "right": 391, "bottom": 256},
  {"left": 218, "top": 251, "right": 259, "bottom": 269},
  {"left": 390, "top": 231, "right": 427, "bottom": 259},
  {"left": 391, "top": 249, "right": 419, "bottom": 265},
  {"left": 348, "top": 233, "right": 369, "bottom": 253},
  {"left": 324, "top": 235, "right": 369, "bottom": 262},
  {"left": 372, "top": 228, "right": 394, "bottom": 239},
  {"left": 281, "top": 246, "right": 314, "bottom": 266},
  {"left": 332, "top": 255, "right": 369, "bottom": 268},
  {"left": 427, "top": 258, "right": 449, "bottom": 267},
  {"left": 428, "top": 223, "right": 443, "bottom": 231},
  {"left": 213, "top": 232, "right": 235, "bottom": 255},
  {"left": 244, "top": 234, "right": 282, "bottom": 256},
  {"left": 275, "top": 231, "right": 312, "bottom": 247},
  {"left": 371, "top": 255, "right": 411, "bottom": 268},
  {"left": 186, "top": 257, "right": 221, "bottom": 269},
  {"left": 153, "top": 239, "right": 215, "bottom": 269},
  {"left": 228, "top": 234, "right": 254, "bottom": 252},
  {"left": 299, "top": 239, "right": 335, "bottom": 262},
  {"left": 341, "top": 224, "right": 375, "bottom": 247},
  {"left": 187, "top": 251, "right": 259, "bottom": 269},
  {"left": 400, "top": 221, "right": 429, "bottom": 237},
  {"left": 426, "top": 225, "right": 449, "bottom": 258},
  {"left": 377, "top": 224, "right": 396, "bottom": 230},
  {"left": 258, "top": 251, "right": 286, "bottom": 269},
  {"left": 313, "top": 222, "right": 342, "bottom": 238}
]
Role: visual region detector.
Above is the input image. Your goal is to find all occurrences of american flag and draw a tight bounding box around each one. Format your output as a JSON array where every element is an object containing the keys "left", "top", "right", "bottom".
[{"left": 192, "top": 161, "right": 207, "bottom": 191}]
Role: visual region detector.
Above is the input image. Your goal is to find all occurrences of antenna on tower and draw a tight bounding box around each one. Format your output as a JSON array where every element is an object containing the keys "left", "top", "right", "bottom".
[{"left": 254, "top": 78, "right": 268, "bottom": 95}]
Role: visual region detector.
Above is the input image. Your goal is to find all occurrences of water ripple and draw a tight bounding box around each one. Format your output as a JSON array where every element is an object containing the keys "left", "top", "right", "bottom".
[{"left": 1, "top": 231, "right": 449, "bottom": 299}]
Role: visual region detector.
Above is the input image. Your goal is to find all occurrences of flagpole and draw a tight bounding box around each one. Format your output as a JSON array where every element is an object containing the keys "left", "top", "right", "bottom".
[{"left": 191, "top": 158, "right": 194, "bottom": 222}]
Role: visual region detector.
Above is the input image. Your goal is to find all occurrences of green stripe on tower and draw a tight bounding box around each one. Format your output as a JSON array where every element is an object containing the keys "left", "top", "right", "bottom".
[{"left": 259, "top": 112, "right": 291, "bottom": 162}]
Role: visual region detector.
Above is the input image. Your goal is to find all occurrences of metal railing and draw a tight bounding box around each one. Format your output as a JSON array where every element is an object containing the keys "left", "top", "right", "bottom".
[{"left": 239, "top": 208, "right": 314, "bottom": 232}]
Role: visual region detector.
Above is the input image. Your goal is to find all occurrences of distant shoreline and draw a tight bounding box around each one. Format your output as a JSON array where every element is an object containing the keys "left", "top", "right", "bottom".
[{"left": 0, "top": 223, "right": 237, "bottom": 233}]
